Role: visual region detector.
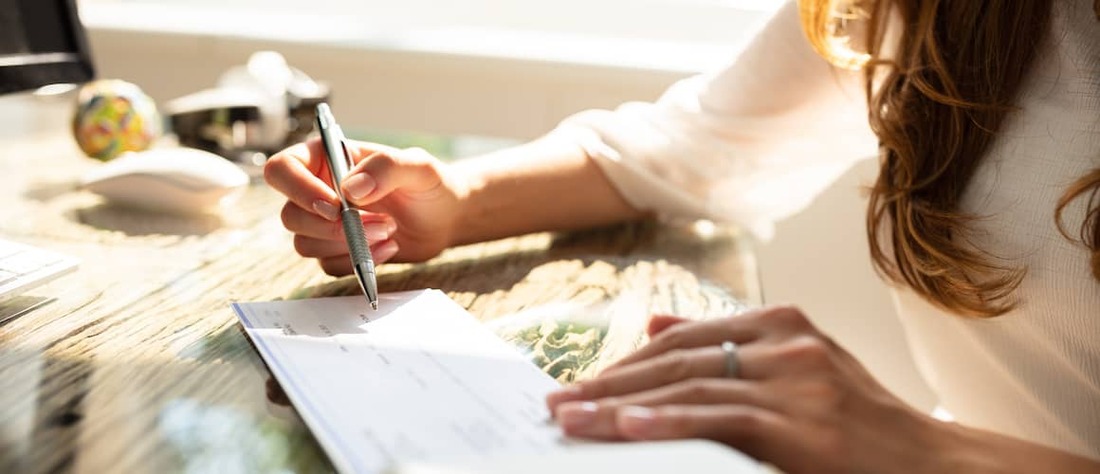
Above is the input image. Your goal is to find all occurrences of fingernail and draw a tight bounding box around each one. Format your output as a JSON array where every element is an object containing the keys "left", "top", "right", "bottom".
[
  {"left": 558, "top": 402, "right": 599, "bottom": 431},
  {"left": 312, "top": 200, "right": 339, "bottom": 221},
  {"left": 546, "top": 386, "right": 585, "bottom": 409},
  {"left": 344, "top": 173, "right": 376, "bottom": 201},
  {"left": 362, "top": 223, "right": 392, "bottom": 241},
  {"left": 619, "top": 406, "right": 657, "bottom": 437}
]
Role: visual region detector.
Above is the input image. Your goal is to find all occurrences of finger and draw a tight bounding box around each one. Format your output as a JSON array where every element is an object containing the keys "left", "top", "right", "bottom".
[
  {"left": 606, "top": 305, "right": 812, "bottom": 372},
  {"left": 318, "top": 254, "right": 352, "bottom": 276},
  {"left": 281, "top": 201, "right": 338, "bottom": 239},
  {"left": 549, "top": 345, "right": 737, "bottom": 410},
  {"left": 556, "top": 378, "right": 772, "bottom": 440},
  {"left": 553, "top": 339, "right": 828, "bottom": 410},
  {"left": 341, "top": 140, "right": 404, "bottom": 166},
  {"left": 264, "top": 139, "right": 340, "bottom": 218},
  {"left": 604, "top": 315, "right": 758, "bottom": 374},
  {"left": 371, "top": 239, "right": 400, "bottom": 263},
  {"left": 296, "top": 231, "right": 403, "bottom": 260},
  {"left": 551, "top": 336, "right": 829, "bottom": 411},
  {"left": 615, "top": 404, "right": 786, "bottom": 457},
  {"left": 341, "top": 146, "right": 444, "bottom": 207},
  {"left": 265, "top": 377, "right": 292, "bottom": 407},
  {"left": 317, "top": 239, "right": 399, "bottom": 276},
  {"left": 282, "top": 202, "right": 395, "bottom": 241},
  {"left": 293, "top": 235, "right": 348, "bottom": 259},
  {"left": 646, "top": 314, "right": 691, "bottom": 338}
]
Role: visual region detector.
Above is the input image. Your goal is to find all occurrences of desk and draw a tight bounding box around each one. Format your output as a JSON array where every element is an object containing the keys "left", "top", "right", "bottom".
[{"left": 0, "top": 95, "right": 760, "bottom": 473}]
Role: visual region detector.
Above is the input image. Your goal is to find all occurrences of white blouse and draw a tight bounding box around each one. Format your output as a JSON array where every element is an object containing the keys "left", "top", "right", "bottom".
[{"left": 557, "top": 0, "right": 1100, "bottom": 460}]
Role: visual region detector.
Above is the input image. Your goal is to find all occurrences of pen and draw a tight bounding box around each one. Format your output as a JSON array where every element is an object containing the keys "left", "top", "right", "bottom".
[{"left": 315, "top": 103, "right": 379, "bottom": 310}]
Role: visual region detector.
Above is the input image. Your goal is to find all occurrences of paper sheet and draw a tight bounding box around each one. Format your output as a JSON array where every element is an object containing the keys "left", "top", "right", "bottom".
[{"left": 232, "top": 289, "right": 568, "bottom": 474}]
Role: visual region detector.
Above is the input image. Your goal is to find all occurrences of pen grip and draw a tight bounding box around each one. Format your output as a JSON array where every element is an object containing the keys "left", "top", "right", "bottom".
[{"left": 341, "top": 208, "right": 376, "bottom": 273}]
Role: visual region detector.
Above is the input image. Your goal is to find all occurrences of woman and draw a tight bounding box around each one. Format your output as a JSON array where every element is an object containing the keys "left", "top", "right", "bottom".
[{"left": 263, "top": 0, "right": 1099, "bottom": 471}]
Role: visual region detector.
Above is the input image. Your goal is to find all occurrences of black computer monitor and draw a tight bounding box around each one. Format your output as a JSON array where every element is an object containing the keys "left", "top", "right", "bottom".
[{"left": 0, "top": 0, "right": 95, "bottom": 95}]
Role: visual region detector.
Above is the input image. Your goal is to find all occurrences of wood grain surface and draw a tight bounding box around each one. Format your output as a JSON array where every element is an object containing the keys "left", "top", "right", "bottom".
[{"left": 0, "top": 97, "right": 759, "bottom": 473}]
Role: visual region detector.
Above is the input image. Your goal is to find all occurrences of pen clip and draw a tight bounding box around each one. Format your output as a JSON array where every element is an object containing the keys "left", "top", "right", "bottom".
[{"left": 339, "top": 139, "right": 354, "bottom": 172}]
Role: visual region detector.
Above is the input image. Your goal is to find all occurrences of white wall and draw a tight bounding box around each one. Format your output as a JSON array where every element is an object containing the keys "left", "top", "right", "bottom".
[
  {"left": 85, "top": 27, "right": 683, "bottom": 141},
  {"left": 78, "top": 0, "right": 759, "bottom": 139}
]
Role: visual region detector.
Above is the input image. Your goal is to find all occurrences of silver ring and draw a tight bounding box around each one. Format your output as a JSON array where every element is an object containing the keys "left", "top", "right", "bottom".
[{"left": 721, "top": 341, "right": 740, "bottom": 378}]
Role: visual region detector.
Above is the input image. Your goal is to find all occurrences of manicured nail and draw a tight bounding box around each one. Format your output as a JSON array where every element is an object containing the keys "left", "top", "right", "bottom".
[
  {"left": 312, "top": 200, "right": 339, "bottom": 221},
  {"left": 343, "top": 173, "right": 376, "bottom": 201},
  {"left": 362, "top": 223, "right": 392, "bottom": 241},
  {"left": 546, "top": 386, "right": 585, "bottom": 410},
  {"left": 558, "top": 402, "right": 599, "bottom": 431},
  {"left": 619, "top": 406, "right": 657, "bottom": 437}
]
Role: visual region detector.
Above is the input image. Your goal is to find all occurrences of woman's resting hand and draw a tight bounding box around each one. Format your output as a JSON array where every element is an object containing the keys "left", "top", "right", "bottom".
[{"left": 545, "top": 306, "right": 945, "bottom": 474}]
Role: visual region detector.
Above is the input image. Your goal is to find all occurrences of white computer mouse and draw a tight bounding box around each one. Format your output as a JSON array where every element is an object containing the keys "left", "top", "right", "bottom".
[{"left": 80, "top": 147, "right": 250, "bottom": 214}]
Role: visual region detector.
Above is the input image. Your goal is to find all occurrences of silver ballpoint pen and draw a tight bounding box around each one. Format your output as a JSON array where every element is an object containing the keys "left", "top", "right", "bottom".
[{"left": 315, "top": 103, "right": 379, "bottom": 310}]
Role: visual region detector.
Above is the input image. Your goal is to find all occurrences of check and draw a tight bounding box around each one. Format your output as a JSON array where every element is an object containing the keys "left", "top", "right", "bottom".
[{"left": 232, "top": 289, "right": 566, "bottom": 474}]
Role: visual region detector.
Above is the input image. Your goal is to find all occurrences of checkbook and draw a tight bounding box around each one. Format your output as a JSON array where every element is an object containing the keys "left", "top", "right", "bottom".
[{"left": 232, "top": 289, "right": 762, "bottom": 474}]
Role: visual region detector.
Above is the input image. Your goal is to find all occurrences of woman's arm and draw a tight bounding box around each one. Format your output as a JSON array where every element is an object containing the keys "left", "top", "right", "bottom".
[
  {"left": 447, "top": 131, "right": 647, "bottom": 246},
  {"left": 263, "top": 131, "right": 645, "bottom": 271},
  {"left": 942, "top": 424, "right": 1100, "bottom": 473},
  {"left": 564, "top": 0, "right": 879, "bottom": 239}
]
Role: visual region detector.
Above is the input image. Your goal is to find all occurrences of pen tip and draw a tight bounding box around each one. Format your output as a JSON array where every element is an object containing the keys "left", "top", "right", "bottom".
[{"left": 370, "top": 301, "right": 379, "bottom": 311}]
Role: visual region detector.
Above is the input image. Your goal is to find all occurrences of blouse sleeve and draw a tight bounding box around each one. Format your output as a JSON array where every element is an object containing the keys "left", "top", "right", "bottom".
[{"left": 554, "top": 0, "right": 878, "bottom": 239}]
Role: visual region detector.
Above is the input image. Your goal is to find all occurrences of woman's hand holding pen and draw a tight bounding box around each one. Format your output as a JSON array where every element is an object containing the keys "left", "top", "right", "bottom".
[{"left": 264, "top": 138, "right": 464, "bottom": 275}]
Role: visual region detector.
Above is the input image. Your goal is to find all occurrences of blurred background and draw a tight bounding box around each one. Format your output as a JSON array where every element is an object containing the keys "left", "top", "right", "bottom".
[{"left": 74, "top": 0, "right": 775, "bottom": 156}]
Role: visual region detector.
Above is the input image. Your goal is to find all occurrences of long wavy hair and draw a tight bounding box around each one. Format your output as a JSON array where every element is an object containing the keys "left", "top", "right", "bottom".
[{"left": 798, "top": 0, "right": 1100, "bottom": 317}]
